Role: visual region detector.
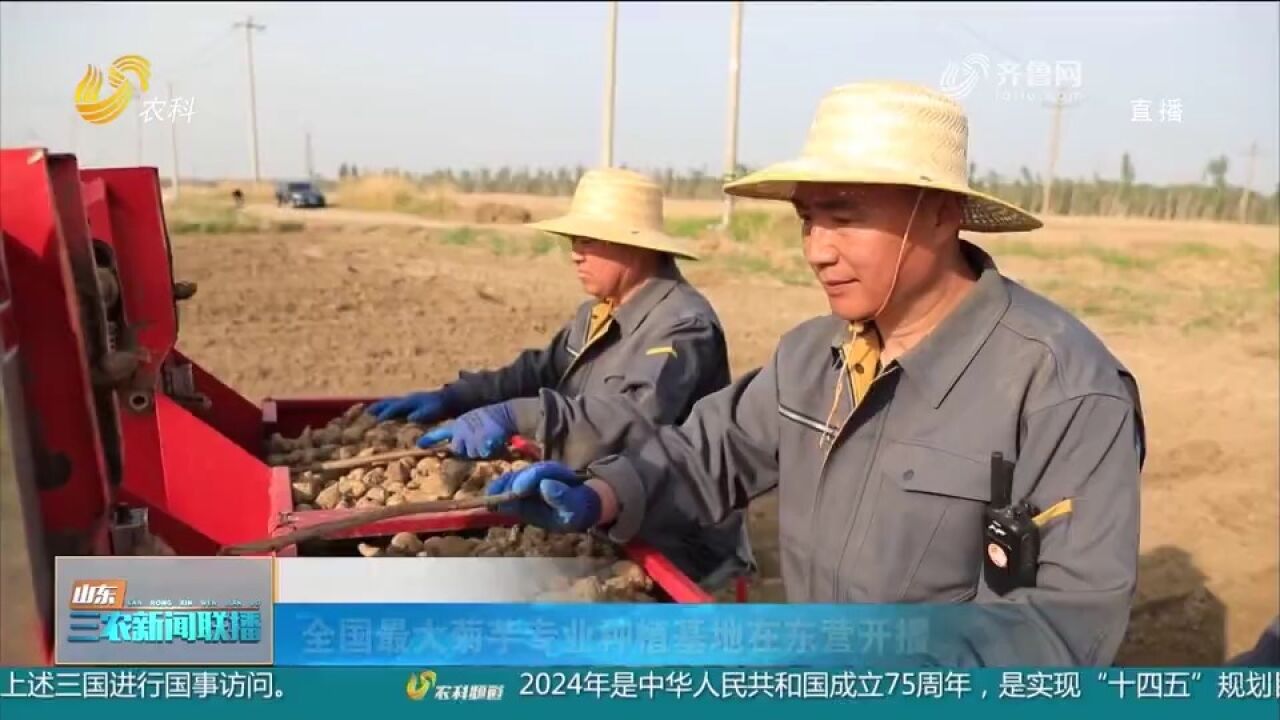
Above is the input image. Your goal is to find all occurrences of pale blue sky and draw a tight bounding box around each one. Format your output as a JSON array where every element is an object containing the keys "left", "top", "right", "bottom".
[{"left": 2, "top": 1, "right": 1277, "bottom": 190}]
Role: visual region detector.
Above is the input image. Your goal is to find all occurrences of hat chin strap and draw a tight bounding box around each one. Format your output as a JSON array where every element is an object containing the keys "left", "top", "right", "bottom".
[
  {"left": 866, "top": 188, "right": 925, "bottom": 324},
  {"left": 822, "top": 189, "right": 926, "bottom": 449}
]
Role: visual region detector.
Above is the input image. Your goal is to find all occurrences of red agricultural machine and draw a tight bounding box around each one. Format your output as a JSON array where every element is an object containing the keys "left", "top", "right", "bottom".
[{"left": 0, "top": 148, "right": 717, "bottom": 667}]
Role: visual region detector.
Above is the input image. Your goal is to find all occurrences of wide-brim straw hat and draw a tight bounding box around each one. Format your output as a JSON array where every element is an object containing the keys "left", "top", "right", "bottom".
[
  {"left": 724, "top": 81, "right": 1042, "bottom": 233},
  {"left": 527, "top": 168, "right": 700, "bottom": 260}
]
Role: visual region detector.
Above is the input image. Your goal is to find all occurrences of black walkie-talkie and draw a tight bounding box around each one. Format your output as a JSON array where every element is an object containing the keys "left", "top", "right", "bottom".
[{"left": 982, "top": 452, "right": 1041, "bottom": 596}]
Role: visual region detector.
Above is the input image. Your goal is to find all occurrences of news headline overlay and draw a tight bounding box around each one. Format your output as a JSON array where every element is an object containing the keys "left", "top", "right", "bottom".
[
  {"left": 275, "top": 597, "right": 1157, "bottom": 667},
  {"left": 54, "top": 557, "right": 273, "bottom": 666},
  {"left": 1, "top": 667, "right": 1277, "bottom": 720},
  {"left": 276, "top": 603, "right": 998, "bottom": 666},
  {"left": 55, "top": 556, "right": 1244, "bottom": 669}
]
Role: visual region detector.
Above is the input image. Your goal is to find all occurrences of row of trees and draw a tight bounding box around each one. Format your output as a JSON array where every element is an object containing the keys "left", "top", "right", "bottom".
[
  {"left": 965, "top": 154, "right": 1279, "bottom": 224},
  {"left": 334, "top": 156, "right": 1279, "bottom": 225}
]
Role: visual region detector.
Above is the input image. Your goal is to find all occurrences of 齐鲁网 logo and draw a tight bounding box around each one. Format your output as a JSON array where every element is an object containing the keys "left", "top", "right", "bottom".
[
  {"left": 74, "top": 54, "right": 151, "bottom": 124},
  {"left": 939, "top": 53, "right": 991, "bottom": 100}
]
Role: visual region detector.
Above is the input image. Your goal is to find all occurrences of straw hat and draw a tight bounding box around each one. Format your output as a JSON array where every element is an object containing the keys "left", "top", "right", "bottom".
[
  {"left": 724, "top": 81, "right": 1042, "bottom": 233},
  {"left": 527, "top": 168, "right": 699, "bottom": 260}
]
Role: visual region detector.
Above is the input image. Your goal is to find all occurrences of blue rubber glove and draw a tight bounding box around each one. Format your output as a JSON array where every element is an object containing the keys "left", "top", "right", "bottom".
[
  {"left": 416, "top": 402, "right": 517, "bottom": 457},
  {"left": 367, "top": 389, "right": 452, "bottom": 424},
  {"left": 486, "top": 461, "right": 602, "bottom": 533}
]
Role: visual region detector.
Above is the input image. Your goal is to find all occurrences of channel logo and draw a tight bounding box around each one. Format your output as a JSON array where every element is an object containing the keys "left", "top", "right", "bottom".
[
  {"left": 406, "top": 670, "right": 505, "bottom": 702},
  {"left": 406, "top": 670, "right": 438, "bottom": 701}
]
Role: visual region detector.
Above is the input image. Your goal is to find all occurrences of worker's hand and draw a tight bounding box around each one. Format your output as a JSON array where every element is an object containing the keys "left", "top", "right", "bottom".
[
  {"left": 367, "top": 390, "right": 452, "bottom": 424},
  {"left": 486, "top": 461, "right": 602, "bottom": 533},
  {"left": 416, "top": 402, "right": 516, "bottom": 458}
]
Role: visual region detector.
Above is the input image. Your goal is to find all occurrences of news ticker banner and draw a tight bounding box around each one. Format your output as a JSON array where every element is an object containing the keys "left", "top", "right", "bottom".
[
  {"left": 1, "top": 667, "right": 1277, "bottom": 720},
  {"left": 58, "top": 556, "right": 1118, "bottom": 667},
  {"left": 45, "top": 557, "right": 1269, "bottom": 671}
]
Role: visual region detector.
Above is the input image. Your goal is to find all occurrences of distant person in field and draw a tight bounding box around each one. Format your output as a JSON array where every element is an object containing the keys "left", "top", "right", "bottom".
[
  {"left": 231, "top": 188, "right": 244, "bottom": 209},
  {"left": 369, "top": 168, "right": 754, "bottom": 592}
]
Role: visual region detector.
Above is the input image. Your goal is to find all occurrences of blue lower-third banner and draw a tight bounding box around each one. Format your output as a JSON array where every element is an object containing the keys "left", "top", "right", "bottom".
[
  {"left": 270, "top": 602, "right": 1234, "bottom": 668},
  {"left": 275, "top": 603, "right": 962, "bottom": 666}
]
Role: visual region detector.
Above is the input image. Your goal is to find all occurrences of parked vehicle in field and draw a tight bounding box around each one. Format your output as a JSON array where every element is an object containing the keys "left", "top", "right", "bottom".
[{"left": 275, "top": 180, "right": 326, "bottom": 208}]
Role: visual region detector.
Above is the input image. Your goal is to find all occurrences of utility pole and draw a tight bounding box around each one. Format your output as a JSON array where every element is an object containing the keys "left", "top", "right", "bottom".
[
  {"left": 305, "top": 130, "right": 314, "bottom": 179},
  {"left": 1042, "top": 92, "right": 1064, "bottom": 216},
  {"left": 135, "top": 104, "right": 143, "bottom": 165},
  {"left": 234, "top": 15, "right": 266, "bottom": 183},
  {"left": 720, "top": 1, "right": 744, "bottom": 230},
  {"left": 601, "top": 1, "right": 618, "bottom": 168},
  {"left": 1239, "top": 141, "right": 1260, "bottom": 222},
  {"left": 168, "top": 82, "right": 180, "bottom": 201}
]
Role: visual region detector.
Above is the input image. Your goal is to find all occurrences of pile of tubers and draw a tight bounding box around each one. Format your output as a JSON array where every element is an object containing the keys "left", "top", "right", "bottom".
[
  {"left": 267, "top": 402, "right": 529, "bottom": 511},
  {"left": 265, "top": 402, "right": 662, "bottom": 602},
  {"left": 355, "top": 527, "right": 658, "bottom": 602}
]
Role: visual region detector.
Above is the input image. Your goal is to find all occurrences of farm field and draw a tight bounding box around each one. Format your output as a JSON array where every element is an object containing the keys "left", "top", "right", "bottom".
[{"left": 161, "top": 191, "right": 1279, "bottom": 663}]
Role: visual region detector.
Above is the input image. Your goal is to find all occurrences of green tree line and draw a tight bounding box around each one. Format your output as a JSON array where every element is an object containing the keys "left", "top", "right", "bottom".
[{"left": 334, "top": 154, "right": 1279, "bottom": 225}]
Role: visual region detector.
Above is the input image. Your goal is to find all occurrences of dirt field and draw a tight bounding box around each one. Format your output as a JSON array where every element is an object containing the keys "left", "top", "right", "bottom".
[{"left": 157, "top": 198, "right": 1279, "bottom": 663}]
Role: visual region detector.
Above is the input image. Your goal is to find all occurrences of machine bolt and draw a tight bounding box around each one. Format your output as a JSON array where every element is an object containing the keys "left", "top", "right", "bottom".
[{"left": 127, "top": 391, "right": 153, "bottom": 412}]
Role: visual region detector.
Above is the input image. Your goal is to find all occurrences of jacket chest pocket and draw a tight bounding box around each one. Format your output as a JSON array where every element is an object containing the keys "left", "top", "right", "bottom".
[
  {"left": 775, "top": 405, "right": 829, "bottom": 553},
  {"left": 855, "top": 441, "right": 991, "bottom": 603},
  {"left": 560, "top": 347, "right": 608, "bottom": 393}
]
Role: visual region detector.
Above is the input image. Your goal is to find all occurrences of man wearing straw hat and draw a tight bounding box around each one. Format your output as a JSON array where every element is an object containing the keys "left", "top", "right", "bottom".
[
  {"left": 485, "top": 82, "right": 1147, "bottom": 665},
  {"left": 370, "top": 167, "right": 755, "bottom": 591}
]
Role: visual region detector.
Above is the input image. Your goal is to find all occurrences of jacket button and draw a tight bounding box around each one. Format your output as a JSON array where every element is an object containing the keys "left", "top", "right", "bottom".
[
  {"left": 853, "top": 363, "right": 864, "bottom": 374},
  {"left": 903, "top": 470, "right": 914, "bottom": 481}
]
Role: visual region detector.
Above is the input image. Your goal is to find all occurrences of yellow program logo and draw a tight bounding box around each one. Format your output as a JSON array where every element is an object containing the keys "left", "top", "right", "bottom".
[
  {"left": 406, "top": 670, "right": 438, "bottom": 701},
  {"left": 74, "top": 55, "right": 151, "bottom": 124}
]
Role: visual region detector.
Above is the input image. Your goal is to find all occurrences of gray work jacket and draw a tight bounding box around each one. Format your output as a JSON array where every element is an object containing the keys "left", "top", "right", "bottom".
[
  {"left": 533, "top": 241, "right": 1147, "bottom": 665},
  {"left": 443, "top": 262, "right": 753, "bottom": 584},
  {"left": 443, "top": 262, "right": 730, "bottom": 433}
]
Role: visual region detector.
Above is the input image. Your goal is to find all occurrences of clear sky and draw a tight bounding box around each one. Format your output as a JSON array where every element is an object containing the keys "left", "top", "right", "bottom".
[{"left": 2, "top": 1, "right": 1277, "bottom": 191}]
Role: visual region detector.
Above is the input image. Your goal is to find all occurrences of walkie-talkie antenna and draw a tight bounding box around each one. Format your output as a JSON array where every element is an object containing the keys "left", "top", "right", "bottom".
[{"left": 990, "top": 452, "right": 1013, "bottom": 507}]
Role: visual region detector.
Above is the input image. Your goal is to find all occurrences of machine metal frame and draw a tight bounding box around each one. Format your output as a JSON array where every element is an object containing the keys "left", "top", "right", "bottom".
[{"left": 0, "top": 148, "right": 719, "bottom": 665}]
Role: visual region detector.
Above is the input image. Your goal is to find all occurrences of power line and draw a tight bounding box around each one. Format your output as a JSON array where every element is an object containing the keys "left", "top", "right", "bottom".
[
  {"left": 952, "top": 20, "right": 1027, "bottom": 67},
  {"left": 162, "top": 28, "right": 236, "bottom": 86}
]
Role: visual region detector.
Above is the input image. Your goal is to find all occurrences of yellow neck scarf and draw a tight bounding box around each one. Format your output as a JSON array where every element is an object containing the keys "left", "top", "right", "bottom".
[
  {"left": 821, "top": 322, "right": 884, "bottom": 450},
  {"left": 843, "top": 321, "right": 883, "bottom": 408},
  {"left": 586, "top": 300, "right": 615, "bottom": 347}
]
